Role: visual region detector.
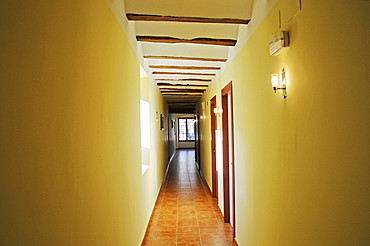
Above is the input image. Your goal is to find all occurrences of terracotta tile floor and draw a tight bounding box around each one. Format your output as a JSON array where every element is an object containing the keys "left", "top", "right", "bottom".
[{"left": 142, "top": 150, "right": 236, "bottom": 246}]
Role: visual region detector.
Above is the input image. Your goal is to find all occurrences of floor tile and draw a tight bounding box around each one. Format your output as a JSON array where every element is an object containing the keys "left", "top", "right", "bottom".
[
  {"left": 177, "top": 226, "right": 199, "bottom": 234},
  {"left": 141, "top": 150, "right": 235, "bottom": 245}
]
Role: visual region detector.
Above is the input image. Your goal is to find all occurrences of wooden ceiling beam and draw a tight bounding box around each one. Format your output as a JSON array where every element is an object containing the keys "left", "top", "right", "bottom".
[
  {"left": 126, "top": 13, "right": 250, "bottom": 25},
  {"left": 162, "top": 94, "right": 202, "bottom": 98},
  {"left": 166, "top": 98, "right": 199, "bottom": 101},
  {"left": 162, "top": 92, "right": 203, "bottom": 94},
  {"left": 153, "top": 72, "right": 216, "bottom": 76},
  {"left": 168, "top": 102, "right": 198, "bottom": 105},
  {"left": 169, "top": 108, "right": 196, "bottom": 114},
  {"left": 166, "top": 101, "right": 199, "bottom": 104},
  {"left": 163, "top": 96, "right": 200, "bottom": 99},
  {"left": 163, "top": 95, "right": 201, "bottom": 97},
  {"left": 165, "top": 101, "right": 199, "bottom": 104},
  {"left": 156, "top": 78, "right": 212, "bottom": 82},
  {"left": 144, "top": 56, "right": 227, "bottom": 62},
  {"left": 168, "top": 105, "right": 197, "bottom": 108},
  {"left": 166, "top": 102, "right": 198, "bottom": 104},
  {"left": 137, "top": 36, "right": 236, "bottom": 46},
  {"left": 160, "top": 89, "right": 206, "bottom": 92},
  {"left": 157, "top": 83, "right": 208, "bottom": 87},
  {"left": 161, "top": 91, "right": 205, "bottom": 94},
  {"left": 159, "top": 88, "right": 207, "bottom": 91},
  {"left": 150, "top": 65, "right": 220, "bottom": 70}
]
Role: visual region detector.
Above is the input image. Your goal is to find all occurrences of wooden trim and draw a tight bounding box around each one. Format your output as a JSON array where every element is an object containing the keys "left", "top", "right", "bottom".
[
  {"left": 221, "top": 82, "right": 233, "bottom": 96},
  {"left": 137, "top": 36, "right": 237, "bottom": 46},
  {"left": 127, "top": 13, "right": 250, "bottom": 25},
  {"left": 153, "top": 72, "right": 216, "bottom": 76},
  {"left": 221, "top": 81, "right": 235, "bottom": 236},
  {"left": 150, "top": 65, "right": 220, "bottom": 70},
  {"left": 144, "top": 56, "right": 227, "bottom": 62},
  {"left": 210, "top": 96, "right": 218, "bottom": 200},
  {"left": 222, "top": 90, "right": 230, "bottom": 224},
  {"left": 234, "top": 238, "right": 239, "bottom": 246},
  {"left": 195, "top": 112, "right": 201, "bottom": 169}
]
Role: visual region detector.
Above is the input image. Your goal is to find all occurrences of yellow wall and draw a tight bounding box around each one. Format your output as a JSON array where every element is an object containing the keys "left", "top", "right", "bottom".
[
  {"left": 196, "top": 102, "right": 213, "bottom": 188},
  {"left": 146, "top": 77, "right": 170, "bottom": 188},
  {"left": 168, "top": 114, "right": 177, "bottom": 160},
  {"left": 0, "top": 0, "right": 167, "bottom": 245},
  {"left": 199, "top": 0, "right": 370, "bottom": 245}
]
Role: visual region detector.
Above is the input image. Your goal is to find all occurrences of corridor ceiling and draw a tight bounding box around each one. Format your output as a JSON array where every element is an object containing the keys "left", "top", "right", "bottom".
[{"left": 126, "top": 0, "right": 253, "bottom": 113}]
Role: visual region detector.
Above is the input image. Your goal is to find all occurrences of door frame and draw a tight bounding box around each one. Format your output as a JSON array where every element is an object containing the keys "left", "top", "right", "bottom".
[
  {"left": 221, "top": 81, "right": 235, "bottom": 233},
  {"left": 194, "top": 112, "right": 201, "bottom": 170},
  {"left": 210, "top": 97, "right": 218, "bottom": 199}
]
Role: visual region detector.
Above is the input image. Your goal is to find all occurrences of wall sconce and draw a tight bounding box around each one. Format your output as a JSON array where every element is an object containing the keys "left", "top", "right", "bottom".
[
  {"left": 271, "top": 68, "right": 287, "bottom": 98},
  {"left": 213, "top": 107, "right": 223, "bottom": 116}
]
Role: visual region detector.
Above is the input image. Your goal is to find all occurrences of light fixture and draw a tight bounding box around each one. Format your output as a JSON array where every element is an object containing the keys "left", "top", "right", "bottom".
[
  {"left": 269, "top": 31, "right": 289, "bottom": 56},
  {"left": 213, "top": 107, "right": 223, "bottom": 116},
  {"left": 271, "top": 68, "right": 287, "bottom": 98}
]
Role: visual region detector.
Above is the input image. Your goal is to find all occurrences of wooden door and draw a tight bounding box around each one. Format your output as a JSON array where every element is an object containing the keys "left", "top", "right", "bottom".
[
  {"left": 210, "top": 97, "right": 218, "bottom": 199},
  {"left": 221, "top": 82, "right": 235, "bottom": 234}
]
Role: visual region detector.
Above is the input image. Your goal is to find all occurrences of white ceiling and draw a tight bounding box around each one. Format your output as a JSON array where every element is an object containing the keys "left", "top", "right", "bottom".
[
  {"left": 124, "top": 0, "right": 254, "bottom": 112},
  {"left": 125, "top": 0, "right": 253, "bottom": 19}
]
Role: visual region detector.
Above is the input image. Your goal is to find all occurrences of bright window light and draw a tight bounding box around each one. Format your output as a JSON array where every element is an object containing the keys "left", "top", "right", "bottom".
[
  {"left": 140, "top": 100, "right": 150, "bottom": 149},
  {"left": 178, "top": 118, "right": 195, "bottom": 141}
]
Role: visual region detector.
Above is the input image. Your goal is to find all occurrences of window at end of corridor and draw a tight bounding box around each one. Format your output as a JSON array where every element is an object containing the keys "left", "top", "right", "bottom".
[{"left": 178, "top": 118, "right": 195, "bottom": 142}]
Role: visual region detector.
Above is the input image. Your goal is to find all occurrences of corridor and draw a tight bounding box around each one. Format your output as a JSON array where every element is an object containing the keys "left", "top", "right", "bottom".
[{"left": 142, "top": 150, "right": 235, "bottom": 246}]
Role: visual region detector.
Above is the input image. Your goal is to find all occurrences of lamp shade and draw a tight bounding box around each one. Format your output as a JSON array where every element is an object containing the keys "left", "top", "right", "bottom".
[{"left": 271, "top": 73, "right": 279, "bottom": 87}]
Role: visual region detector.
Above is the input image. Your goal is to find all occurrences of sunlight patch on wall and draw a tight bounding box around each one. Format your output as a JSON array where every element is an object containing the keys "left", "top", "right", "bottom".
[{"left": 141, "top": 100, "right": 150, "bottom": 175}]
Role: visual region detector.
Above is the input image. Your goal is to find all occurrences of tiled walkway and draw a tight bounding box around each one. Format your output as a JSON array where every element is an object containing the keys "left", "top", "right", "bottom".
[{"left": 142, "top": 150, "right": 236, "bottom": 246}]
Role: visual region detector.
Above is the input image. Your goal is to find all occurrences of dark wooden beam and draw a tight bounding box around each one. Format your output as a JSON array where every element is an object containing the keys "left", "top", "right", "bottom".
[
  {"left": 164, "top": 99, "right": 200, "bottom": 102},
  {"left": 168, "top": 102, "right": 197, "bottom": 104},
  {"left": 156, "top": 78, "right": 212, "bottom": 82},
  {"left": 164, "top": 97, "right": 201, "bottom": 100},
  {"left": 162, "top": 92, "right": 204, "bottom": 96},
  {"left": 163, "top": 95, "right": 203, "bottom": 97},
  {"left": 157, "top": 83, "right": 208, "bottom": 87},
  {"left": 168, "top": 102, "right": 198, "bottom": 105},
  {"left": 137, "top": 36, "right": 237, "bottom": 46},
  {"left": 150, "top": 65, "right": 220, "bottom": 70},
  {"left": 160, "top": 89, "right": 206, "bottom": 92},
  {"left": 153, "top": 72, "right": 216, "bottom": 76},
  {"left": 165, "top": 100, "right": 200, "bottom": 103},
  {"left": 159, "top": 88, "right": 207, "bottom": 91},
  {"left": 161, "top": 91, "right": 205, "bottom": 93},
  {"left": 163, "top": 94, "right": 201, "bottom": 97},
  {"left": 144, "top": 56, "right": 227, "bottom": 62},
  {"left": 169, "top": 108, "right": 195, "bottom": 114},
  {"left": 126, "top": 13, "right": 250, "bottom": 25},
  {"left": 162, "top": 91, "right": 203, "bottom": 94}
]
